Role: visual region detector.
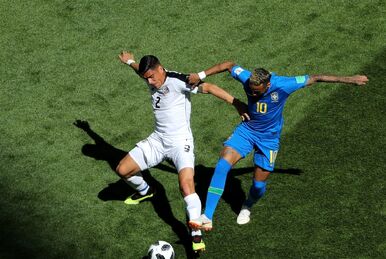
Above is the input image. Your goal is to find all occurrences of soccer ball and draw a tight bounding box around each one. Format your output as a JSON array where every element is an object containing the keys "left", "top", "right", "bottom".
[{"left": 147, "top": 240, "right": 175, "bottom": 259}]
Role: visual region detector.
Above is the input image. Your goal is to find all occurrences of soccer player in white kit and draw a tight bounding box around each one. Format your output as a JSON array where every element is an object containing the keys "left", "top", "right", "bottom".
[{"left": 117, "top": 52, "right": 248, "bottom": 252}]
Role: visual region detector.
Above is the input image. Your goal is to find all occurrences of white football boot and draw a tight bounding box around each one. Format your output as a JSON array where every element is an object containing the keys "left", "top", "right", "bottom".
[{"left": 236, "top": 206, "right": 251, "bottom": 225}]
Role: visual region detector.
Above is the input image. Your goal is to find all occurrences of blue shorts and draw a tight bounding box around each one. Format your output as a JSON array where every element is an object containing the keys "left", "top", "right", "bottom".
[{"left": 224, "top": 123, "right": 280, "bottom": 172}]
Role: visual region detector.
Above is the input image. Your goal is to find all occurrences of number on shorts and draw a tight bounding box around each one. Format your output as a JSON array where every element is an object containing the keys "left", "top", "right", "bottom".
[{"left": 269, "top": 150, "right": 278, "bottom": 164}]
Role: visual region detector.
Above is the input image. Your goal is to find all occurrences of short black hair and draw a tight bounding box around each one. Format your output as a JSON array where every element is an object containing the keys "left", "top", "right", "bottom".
[
  {"left": 250, "top": 68, "right": 271, "bottom": 85},
  {"left": 138, "top": 55, "right": 161, "bottom": 75}
]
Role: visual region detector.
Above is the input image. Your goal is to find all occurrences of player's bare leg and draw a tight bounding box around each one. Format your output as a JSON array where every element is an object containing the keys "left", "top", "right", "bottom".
[
  {"left": 253, "top": 167, "right": 271, "bottom": 181},
  {"left": 221, "top": 147, "right": 243, "bottom": 165},
  {"left": 178, "top": 167, "right": 196, "bottom": 197},
  {"left": 116, "top": 154, "right": 154, "bottom": 204},
  {"left": 116, "top": 154, "right": 141, "bottom": 178}
]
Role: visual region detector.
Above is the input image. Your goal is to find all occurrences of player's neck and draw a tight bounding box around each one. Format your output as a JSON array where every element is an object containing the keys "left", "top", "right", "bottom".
[{"left": 160, "top": 69, "right": 167, "bottom": 85}]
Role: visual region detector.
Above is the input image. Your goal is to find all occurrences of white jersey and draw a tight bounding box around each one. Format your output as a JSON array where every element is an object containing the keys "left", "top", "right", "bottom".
[{"left": 147, "top": 71, "right": 198, "bottom": 137}]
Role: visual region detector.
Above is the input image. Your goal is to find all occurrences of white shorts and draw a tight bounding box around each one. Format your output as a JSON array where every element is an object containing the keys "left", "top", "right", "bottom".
[{"left": 129, "top": 132, "right": 195, "bottom": 173}]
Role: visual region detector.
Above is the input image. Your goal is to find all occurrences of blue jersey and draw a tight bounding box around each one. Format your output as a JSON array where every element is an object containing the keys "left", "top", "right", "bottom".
[{"left": 231, "top": 65, "right": 309, "bottom": 137}]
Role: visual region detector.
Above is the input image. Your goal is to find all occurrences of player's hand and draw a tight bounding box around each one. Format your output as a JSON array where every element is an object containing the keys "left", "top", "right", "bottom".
[
  {"left": 119, "top": 51, "right": 135, "bottom": 64},
  {"left": 73, "top": 120, "right": 90, "bottom": 130},
  {"left": 352, "top": 75, "right": 368, "bottom": 85},
  {"left": 232, "top": 98, "right": 250, "bottom": 121},
  {"left": 239, "top": 112, "right": 250, "bottom": 121},
  {"left": 188, "top": 73, "right": 201, "bottom": 85}
]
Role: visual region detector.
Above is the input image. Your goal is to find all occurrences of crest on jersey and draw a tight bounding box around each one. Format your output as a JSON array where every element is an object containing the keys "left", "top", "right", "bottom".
[
  {"left": 271, "top": 92, "right": 279, "bottom": 102},
  {"left": 159, "top": 86, "right": 170, "bottom": 95}
]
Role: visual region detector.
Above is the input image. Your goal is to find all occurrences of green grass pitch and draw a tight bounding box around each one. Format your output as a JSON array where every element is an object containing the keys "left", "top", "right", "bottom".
[{"left": 1, "top": 0, "right": 386, "bottom": 258}]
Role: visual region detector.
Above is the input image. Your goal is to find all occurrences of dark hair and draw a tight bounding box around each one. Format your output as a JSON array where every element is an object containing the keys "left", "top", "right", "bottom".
[
  {"left": 138, "top": 55, "right": 160, "bottom": 75},
  {"left": 250, "top": 68, "right": 271, "bottom": 85}
]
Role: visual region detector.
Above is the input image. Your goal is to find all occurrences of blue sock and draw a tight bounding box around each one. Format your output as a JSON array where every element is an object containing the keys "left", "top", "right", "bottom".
[
  {"left": 244, "top": 180, "right": 266, "bottom": 208},
  {"left": 204, "top": 158, "right": 232, "bottom": 220}
]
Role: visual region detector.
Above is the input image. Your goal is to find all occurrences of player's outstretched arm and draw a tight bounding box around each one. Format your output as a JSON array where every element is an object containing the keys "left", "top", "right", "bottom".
[
  {"left": 306, "top": 74, "right": 368, "bottom": 86},
  {"left": 199, "top": 82, "right": 250, "bottom": 121},
  {"left": 118, "top": 51, "right": 140, "bottom": 73},
  {"left": 189, "top": 61, "right": 236, "bottom": 85}
]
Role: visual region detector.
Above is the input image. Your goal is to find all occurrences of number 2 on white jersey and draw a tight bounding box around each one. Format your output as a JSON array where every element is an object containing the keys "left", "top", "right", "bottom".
[{"left": 155, "top": 97, "right": 161, "bottom": 108}]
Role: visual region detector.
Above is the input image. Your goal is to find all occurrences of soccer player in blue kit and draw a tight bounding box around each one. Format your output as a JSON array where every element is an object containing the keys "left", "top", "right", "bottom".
[{"left": 188, "top": 61, "right": 368, "bottom": 231}]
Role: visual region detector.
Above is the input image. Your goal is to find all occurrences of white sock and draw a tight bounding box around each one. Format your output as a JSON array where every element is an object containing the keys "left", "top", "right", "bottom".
[
  {"left": 124, "top": 172, "right": 149, "bottom": 195},
  {"left": 191, "top": 229, "right": 202, "bottom": 236},
  {"left": 184, "top": 193, "right": 202, "bottom": 236}
]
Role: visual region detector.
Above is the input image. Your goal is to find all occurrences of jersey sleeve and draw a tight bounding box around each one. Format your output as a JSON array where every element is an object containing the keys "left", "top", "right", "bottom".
[
  {"left": 187, "top": 85, "right": 199, "bottom": 94},
  {"left": 280, "top": 75, "right": 309, "bottom": 95},
  {"left": 179, "top": 83, "right": 199, "bottom": 94},
  {"left": 231, "top": 65, "right": 252, "bottom": 84},
  {"left": 181, "top": 81, "right": 199, "bottom": 94},
  {"left": 167, "top": 71, "right": 199, "bottom": 94}
]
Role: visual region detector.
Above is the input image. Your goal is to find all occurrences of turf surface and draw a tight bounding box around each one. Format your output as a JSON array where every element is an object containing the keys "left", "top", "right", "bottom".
[{"left": 1, "top": 0, "right": 385, "bottom": 258}]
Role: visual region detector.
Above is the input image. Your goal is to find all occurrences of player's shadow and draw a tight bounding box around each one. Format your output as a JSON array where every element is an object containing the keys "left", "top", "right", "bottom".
[
  {"left": 73, "top": 120, "right": 197, "bottom": 258},
  {"left": 74, "top": 120, "right": 302, "bottom": 258},
  {"left": 194, "top": 165, "right": 302, "bottom": 215}
]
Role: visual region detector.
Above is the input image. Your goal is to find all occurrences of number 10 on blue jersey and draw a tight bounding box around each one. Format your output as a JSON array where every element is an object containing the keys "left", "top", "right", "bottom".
[{"left": 256, "top": 102, "right": 268, "bottom": 114}]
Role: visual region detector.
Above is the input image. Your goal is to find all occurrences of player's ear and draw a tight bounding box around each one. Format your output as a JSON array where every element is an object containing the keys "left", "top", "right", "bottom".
[
  {"left": 156, "top": 65, "right": 163, "bottom": 73},
  {"left": 266, "top": 82, "right": 271, "bottom": 88}
]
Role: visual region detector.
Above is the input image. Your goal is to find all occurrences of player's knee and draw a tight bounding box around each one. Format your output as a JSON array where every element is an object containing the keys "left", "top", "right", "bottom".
[
  {"left": 116, "top": 155, "right": 141, "bottom": 177},
  {"left": 220, "top": 147, "right": 240, "bottom": 165},
  {"left": 115, "top": 163, "right": 126, "bottom": 176},
  {"left": 116, "top": 162, "right": 135, "bottom": 177}
]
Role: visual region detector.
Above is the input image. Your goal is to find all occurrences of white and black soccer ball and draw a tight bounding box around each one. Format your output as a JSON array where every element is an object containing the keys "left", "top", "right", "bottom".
[{"left": 147, "top": 240, "right": 175, "bottom": 259}]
